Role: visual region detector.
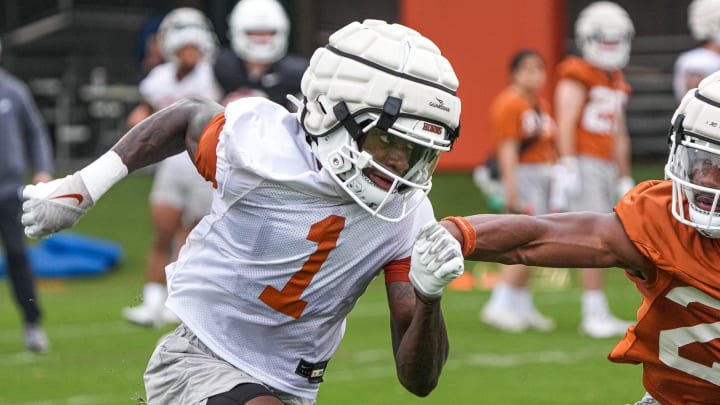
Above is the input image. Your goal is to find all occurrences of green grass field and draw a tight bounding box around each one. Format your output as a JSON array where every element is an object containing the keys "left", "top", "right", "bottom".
[{"left": 0, "top": 161, "right": 667, "bottom": 404}]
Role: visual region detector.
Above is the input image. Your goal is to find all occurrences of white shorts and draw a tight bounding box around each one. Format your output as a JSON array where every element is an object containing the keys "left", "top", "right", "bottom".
[
  {"left": 568, "top": 156, "right": 619, "bottom": 213},
  {"left": 144, "top": 324, "right": 315, "bottom": 405},
  {"left": 149, "top": 153, "right": 213, "bottom": 227}
]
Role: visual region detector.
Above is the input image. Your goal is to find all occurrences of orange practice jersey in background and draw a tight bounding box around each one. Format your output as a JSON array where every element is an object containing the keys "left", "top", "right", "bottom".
[
  {"left": 555, "top": 56, "right": 631, "bottom": 161},
  {"left": 489, "top": 88, "right": 556, "bottom": 164}
]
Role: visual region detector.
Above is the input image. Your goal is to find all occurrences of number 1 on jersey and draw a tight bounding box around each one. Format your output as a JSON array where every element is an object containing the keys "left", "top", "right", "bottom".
[{"left": 259, "top": 215, "right": 346, "bottom": 318}]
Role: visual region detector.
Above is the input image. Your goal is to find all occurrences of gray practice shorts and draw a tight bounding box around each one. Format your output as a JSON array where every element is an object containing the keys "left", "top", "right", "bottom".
[
  {"left": 516, "top": 163, "right": 554, "bottom": 215},
  {"left": 144, "top": 324, "right": 315, "bottom": 405},
  {"left": 568, "top": 156, "right": 619, "bottom": 213},
  {"left": 149, "top": 153, "right": 213, "bottom": 227}
]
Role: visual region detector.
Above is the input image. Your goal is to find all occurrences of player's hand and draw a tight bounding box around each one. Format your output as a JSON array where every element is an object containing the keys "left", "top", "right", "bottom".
[
  {"left": 616, "top": 176, "right": 635, "bottom": 200},
  {"left": 21, "top": 172, "right": 95, "bottom": 239},
  {"left": 549, "top": 157, "right": 580, "bottom": 211},
  {"left": 409, "top": 221, "right": 465, "bottom": 297}
]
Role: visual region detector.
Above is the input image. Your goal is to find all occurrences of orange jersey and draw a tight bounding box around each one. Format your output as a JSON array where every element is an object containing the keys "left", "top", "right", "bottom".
[
  {"left": 489, "top": 87, "right": 556, "bottom": 164},
  {"left": 555, "top": 56, "right": 631, "bottom": 161},
  {"left": 612, "top": 180, "right": 720, "bottom": 405}
]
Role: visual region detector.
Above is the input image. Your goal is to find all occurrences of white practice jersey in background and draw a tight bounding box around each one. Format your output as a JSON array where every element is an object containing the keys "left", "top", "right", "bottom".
[
  {"left": 673, "top": 47, "right": 720, "bottom": 100},
  {"left": 165, "top": 97, "right": 434, "bottom": 399},
  {"left": 139, "top": 60, "right": 221, "bottom": 110},
  {"left": 139, "top": 59, "right": 221, "bottom": 201}
]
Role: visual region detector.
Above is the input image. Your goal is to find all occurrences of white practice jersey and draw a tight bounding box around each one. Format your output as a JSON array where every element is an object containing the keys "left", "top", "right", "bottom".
[
  {"left": 673, "top": 47, "right": 720, "bottom": 101},
  {"left": 139, "top": 60, "right": 222, "bottom": 110},
  {"left": 165, "top": 97, "right": 434, "bottom": 399}
]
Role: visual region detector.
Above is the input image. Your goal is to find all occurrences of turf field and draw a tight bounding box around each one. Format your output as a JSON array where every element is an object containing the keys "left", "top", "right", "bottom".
[{"left": 0, "top": 160, "right": 666, "bottom": 404}]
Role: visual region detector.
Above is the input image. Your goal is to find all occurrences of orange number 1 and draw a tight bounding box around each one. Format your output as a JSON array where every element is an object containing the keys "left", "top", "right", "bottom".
[{"left": 259, "top": 215, "right": 346, "bottom": 318}]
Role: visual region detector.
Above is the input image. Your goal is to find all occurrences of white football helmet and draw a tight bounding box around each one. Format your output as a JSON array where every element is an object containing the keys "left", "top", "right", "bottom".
[
  {"left": 575, "top": 1, "right": 634, "bottom": 70},
  {"left": 298, "top": 19, "right": 461, "bottom": 222},
  {"left": 227, "top": 0, "right": 289, "bottom": 64},
  {"left": 688, "top": 0, "right": 720, "bottom": 44},
  {"left": 665, "top": 70, "right": 720, "bottom": 238},
  {"left": 157, "top": 7, "right": 218, "bottom": 63}
]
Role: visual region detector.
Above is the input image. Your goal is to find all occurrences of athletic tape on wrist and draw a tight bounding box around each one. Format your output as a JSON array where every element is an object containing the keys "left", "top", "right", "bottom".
[
  {"left": 440, "top": 216, "right": 475, "bottom": 257},
  {"left": 79, "top": 151, "right": 129, "bottom": 202}
]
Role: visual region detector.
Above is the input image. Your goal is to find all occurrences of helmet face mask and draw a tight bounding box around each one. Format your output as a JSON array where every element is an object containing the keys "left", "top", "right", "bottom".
[
  {"left": 227, "top": 0, "right": 289, "bottom": 64},
  {"left": 575, "top": 2, "right": 634, "bottom": 70},
  {"left": 667, "top": 131, "right": 720, "bottom": 238},
  {"left": 666, "top": 78, "right": 720, "bottom": 238},
  {"left": 298, "top": 20, "right": 461, "bottom": 222},
  {"left": 309, "top": 110, "right": 453, "bottom": 222}
]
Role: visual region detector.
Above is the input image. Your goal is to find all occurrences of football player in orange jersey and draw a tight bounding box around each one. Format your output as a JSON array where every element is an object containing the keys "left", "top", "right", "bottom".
[
  {"left": 440, "top": 70, "right": 720, "bottom": 405},
  {"left": 551, "top": 1, "right": 635, "bottom": 338},
  {"left": 477, "top": 49, "right": 558, "bottom": 333}
]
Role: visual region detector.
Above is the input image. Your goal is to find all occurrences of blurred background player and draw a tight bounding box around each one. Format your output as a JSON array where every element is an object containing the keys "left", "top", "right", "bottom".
[
  {"left": 0, "top": 39, "right": 54, "bottom": 352},
  {"left": 552, "top": 1, "right": 635, "bottom": 338},
  {"left": 673, "top": 0, "right": 720, "bottom": 101},
  {"left": 122, "top": 7, "right": 221, "bottom": 328},
  {"left": 214, "top": 0, "right": 308, "bottom": 109},
  {"left": 478, "top": 49, "right": 558, "bottom": 332}
]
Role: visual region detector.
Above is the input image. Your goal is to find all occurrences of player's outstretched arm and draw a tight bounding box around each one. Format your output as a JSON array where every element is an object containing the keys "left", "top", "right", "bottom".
[
  {"left": 441, "top": 213, "right": 647, "bottom": 274},
  {"left": 112, "top": 96, "right": 223, "bottom": 172},
  {"left": 387, "top": 222, "right": 464, "bottom": 397},
  {"left": 21, "top": 97, "right": 223, "bottom": 239}
]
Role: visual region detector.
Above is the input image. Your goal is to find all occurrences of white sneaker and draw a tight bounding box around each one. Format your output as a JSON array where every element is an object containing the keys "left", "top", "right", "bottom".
[
  {"left": 480, "top": 305, "right": 529, "bottom": 332},
  {"left": 581, "top": 314, "right": 632, "bottom": 338},
  {"left": 525, "top": 308, "right": 556, "bottom": 332},
  {"left": 481, "top": 303, "right": 556, "bottom": 333},
  {"left": 123, "top": 304, "right": 179, "bottom": 329},
  {"left": 23, "top": 323, "right": 49, "bottom": 353}
]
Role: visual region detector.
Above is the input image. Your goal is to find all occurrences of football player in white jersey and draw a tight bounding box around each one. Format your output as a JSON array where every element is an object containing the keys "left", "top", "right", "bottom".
[
  {"left": 122, "top": 7, "right": 222, "bottom": 328},
  {"left": 20, "top": 20, "right": 465, "bottom": 404},
  {"left": 673, "top": 0, "right": 720, "bottom": 101}
]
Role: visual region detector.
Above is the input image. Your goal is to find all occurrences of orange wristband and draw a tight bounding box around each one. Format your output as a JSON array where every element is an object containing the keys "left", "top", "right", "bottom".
[{"left": 441, "top": 216, "right": 475, "bottom": 257}]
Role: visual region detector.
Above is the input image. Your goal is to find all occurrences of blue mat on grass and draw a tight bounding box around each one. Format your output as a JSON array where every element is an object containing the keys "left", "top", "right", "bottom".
[{"left": 0, "top": 233, "right": 123, "bottom": 278}]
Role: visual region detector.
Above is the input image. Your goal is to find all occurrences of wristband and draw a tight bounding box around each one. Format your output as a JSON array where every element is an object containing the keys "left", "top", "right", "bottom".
[
  {"left": 79, "top": 151, "right": 129, "bottom": 202},
  {"left": 440, "top": 216, "right": 475, "bottom": 257}
]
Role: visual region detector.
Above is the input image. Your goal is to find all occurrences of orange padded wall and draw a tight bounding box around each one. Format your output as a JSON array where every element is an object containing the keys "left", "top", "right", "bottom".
[{"left": 400, "top": 0, "right": 566, "bottom": 171}]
